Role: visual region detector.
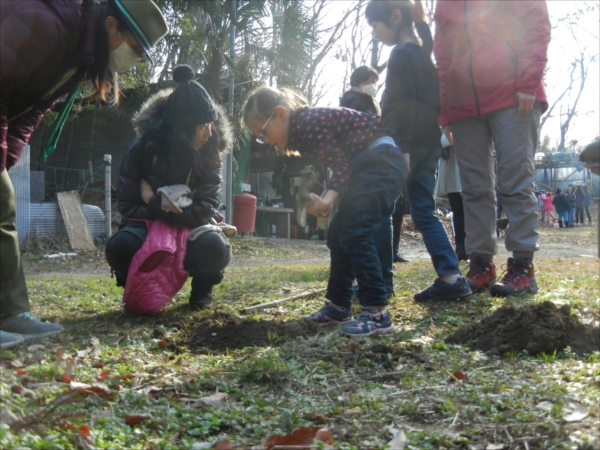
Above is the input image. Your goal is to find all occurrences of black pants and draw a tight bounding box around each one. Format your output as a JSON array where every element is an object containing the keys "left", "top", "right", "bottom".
[
  {"left": 392, "top": 213, "right": 404, "bottom": 256},
  {"left": 575, "top": 206, "right": 584, "bottom": 224},
  {"left": 584, "top": 205, "right": 592, "bottom": 223},
  {"left": 447, "top": 192, "right": 466, "bottom": 249},
  {"left": 105, "top": 222, "right": 231, "bottom": 296}
]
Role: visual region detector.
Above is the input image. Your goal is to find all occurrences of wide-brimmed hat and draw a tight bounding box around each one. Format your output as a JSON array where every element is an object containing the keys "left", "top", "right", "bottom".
[{"left": 111, "top": 0, "right": 168, "bottom": 63}]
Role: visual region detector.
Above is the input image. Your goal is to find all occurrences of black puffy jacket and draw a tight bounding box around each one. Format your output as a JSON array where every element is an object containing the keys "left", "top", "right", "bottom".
[
  {"left": 117, "top": 90, "right": 233, "bottom": 229},
  {"left": 552, "top": 193, "right": 569, "bottom": 214},
  {"left": 339, "top": 90, "right": 380, "bottom": 117}
]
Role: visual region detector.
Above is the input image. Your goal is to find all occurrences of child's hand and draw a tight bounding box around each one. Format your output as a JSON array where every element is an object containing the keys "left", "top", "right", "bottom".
[
  {"left": 140, "top": 179, "right": 154, "bottom": 204},
  {"left": 403, "top": 152, "right": 411, "bottom": 174},
  {"left": 411, "top": 0, "right": 426, "bottom": 23},
  {"left": 444, "top": 126, "right": 454, "bottom": 145},
  {"left": 306, "top": 190, "right": 339, "bottom": 218},
  {"left": 516, "top": 92, "right": 535, "bottom": 115}
]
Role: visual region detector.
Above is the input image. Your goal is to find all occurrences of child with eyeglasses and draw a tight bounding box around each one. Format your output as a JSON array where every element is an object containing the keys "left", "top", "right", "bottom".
[{"left": 242, "top": 86, "right": 407, "bottom": 336}]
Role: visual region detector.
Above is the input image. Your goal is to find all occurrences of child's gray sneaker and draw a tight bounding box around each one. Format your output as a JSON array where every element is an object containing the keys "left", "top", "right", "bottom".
[
  {"left": 304, "top": 302, "right": 354, "bottom": 326},
  {"left": 0, "top": 330, "right": 24, "bottom": 349},
  {"left": 0, "top": 312, "right": 63, "bottom": 341},
  {"left": 341, "top": 309, "right": 394, "bottom": 336}
]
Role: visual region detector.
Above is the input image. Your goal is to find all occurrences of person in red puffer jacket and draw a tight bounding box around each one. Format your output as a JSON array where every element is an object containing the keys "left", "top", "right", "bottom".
[{"left": 433, "top": 0, "right": 550, "bottom": 298}]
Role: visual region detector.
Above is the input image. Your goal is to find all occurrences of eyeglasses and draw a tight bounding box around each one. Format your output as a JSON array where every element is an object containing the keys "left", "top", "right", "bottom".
[
  {"left": 255, "top": 111, "right": 275, "bottom": 144},
  {"left": 121, "top": 32, "right": 147, "bottom": 62}
]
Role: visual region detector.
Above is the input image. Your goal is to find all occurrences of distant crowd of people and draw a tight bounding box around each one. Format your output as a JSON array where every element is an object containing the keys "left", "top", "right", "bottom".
[{"left": 537, "top": 185, "right": 594, "bottom": 228}]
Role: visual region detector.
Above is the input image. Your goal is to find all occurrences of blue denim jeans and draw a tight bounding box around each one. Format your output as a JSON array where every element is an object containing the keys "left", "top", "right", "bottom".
[
  {"left": 558, "top": 211, "right": 569, "bottom": 225},
  {"left": 569, "top": 208, "right": 576, "bottom": 226},
  {"left": 327, "top": 139, "right": 407, "bottom": 308},
  {"left": 406, "top": 146, "right": 461, "bottom": 276}
]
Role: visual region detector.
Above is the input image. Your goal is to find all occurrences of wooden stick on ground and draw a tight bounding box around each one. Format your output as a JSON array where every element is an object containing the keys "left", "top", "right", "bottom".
[{"left": 242, "top": 288, "right": 326, "bottom": 314}]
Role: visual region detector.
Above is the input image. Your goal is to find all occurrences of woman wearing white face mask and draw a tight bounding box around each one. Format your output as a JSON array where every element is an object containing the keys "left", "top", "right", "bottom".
[
  {"left": 0, "top": 0, "right": 168, "bottom": 350},
  {"left": 339, "top": 65, "right": 381, "bottom": 117}
]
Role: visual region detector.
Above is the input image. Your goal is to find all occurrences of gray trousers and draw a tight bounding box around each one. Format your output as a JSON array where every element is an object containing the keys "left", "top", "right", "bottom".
[
  {"left": 452, "top": 103, "right": 541, "bottom": 257},
  {"left": 0, "top": 169, "right": 30, "bottom": 318}
]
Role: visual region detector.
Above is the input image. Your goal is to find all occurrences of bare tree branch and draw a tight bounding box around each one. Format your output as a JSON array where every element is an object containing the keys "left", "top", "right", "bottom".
[{"left": 301, "top": 1, "right": 362, "bottom": 91}]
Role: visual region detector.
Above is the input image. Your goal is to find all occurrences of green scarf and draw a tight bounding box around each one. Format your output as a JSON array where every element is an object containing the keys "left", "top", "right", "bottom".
[{"left": 41, "top": 83, "right": 81, "bottom": 161}]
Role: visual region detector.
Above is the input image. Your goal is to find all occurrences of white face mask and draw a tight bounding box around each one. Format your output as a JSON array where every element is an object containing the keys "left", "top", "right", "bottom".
[
  {"left": 361, "top": 83, "right": 378, "bottom": 98},
  {"left": 108, "top": 37, "right": 141, "bottom": 73}
]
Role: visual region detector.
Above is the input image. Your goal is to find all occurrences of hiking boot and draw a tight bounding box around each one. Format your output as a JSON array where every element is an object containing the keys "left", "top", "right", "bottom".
[
  {"left": 393, "top": 254, "right": 410, "bottom": 263},
  {"left": 465, "top": 254, "right": 497, "bottom": 292},
  {"left": 0, "top": 330, "right": 24, "bottom": 349},
  {"left": 341, "top": 309, "right": 394, "bottom": 336},
  {"left": 0, "top": 312, "right": 63, "bottom": 341},
  {"left": 413, "top": 277, "right": 472, "bottom": 302},
  {"left": 304, "top": 301, "right": 354, "bottom": 326},
  {"left": 490, "top": 257, "right": 538, "bottom": 297}
]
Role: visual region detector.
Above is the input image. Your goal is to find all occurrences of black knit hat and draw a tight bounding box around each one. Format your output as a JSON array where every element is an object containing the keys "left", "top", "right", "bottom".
[{"left": 164, "top": 65, "right": 218, "bottom": 128}]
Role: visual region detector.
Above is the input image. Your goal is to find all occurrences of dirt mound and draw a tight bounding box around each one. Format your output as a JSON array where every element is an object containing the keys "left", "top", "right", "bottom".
[
  {"left": 445, "top": 301, "right": 600, "bottom": 356},
  {"left": 188, "top": 312, "right": 320, "bottom": 353}
]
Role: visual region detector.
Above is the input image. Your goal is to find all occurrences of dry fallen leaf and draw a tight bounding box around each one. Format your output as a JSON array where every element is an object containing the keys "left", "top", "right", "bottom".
[
  {"left": 212, "top": 441, "right": 235, "bottom": 449},
  {"left": 73, "top": 424, "right": 96, "bottom": 450},
  {"left": 0, "top": 359, "right": 25, "bottom": 369},
  {"left": 563, "top": 403, "right": 589, "bottom": 422},
  {"left": 70, "top": 381, "right": 114, "bottom": 397},
  {"left": 124, "top": 413, "right": 151, "bottom": 426},
  {"left": 27, "top": 344, "right": 46, "bottom": 352},
  {"left": 264, "top": 426, "right": 334, "bottom": 450},
  {"left": 110, "top": 334, "right": 127, "bottom": 345},
  {"left": 182, "top": 392, "right": 229, "bottom": 408},
  {"left": 0, "top": 407, "right": 20, "bottom": 426},
  {"left": 485, "top": 444, "right": 506, "bottom": 450},
  {"left": 387, "top": 427, "right": 407, "bottom": 450},
  {"left": 453, "top": 370, "right": 468, "bottom": 380},
  {"left": 76, "top": 348, "right": 91, "bottom": 358}
]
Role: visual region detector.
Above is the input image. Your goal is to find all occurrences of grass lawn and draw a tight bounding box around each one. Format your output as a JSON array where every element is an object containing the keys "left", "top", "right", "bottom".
[{"left": 1, "top": 237, "right": 599, "bottom": 449}]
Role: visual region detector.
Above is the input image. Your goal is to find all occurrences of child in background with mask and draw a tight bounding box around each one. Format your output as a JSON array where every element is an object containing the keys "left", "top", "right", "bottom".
[
  {"left": 243, "top": 86, "right": 407, "bottom": 336},
  {"left": 339, "top": 65, "right": 381, "bottom": 117},
  {"left": 366, "top": 0, "right": 471, "bottom": 302}
]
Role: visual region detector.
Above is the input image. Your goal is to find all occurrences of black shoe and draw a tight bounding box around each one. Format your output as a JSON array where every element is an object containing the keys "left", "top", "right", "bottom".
[
  {"left": 414, "top": 277, "right": 472, "bottom": 303},
  {"left": 189, "top": 294, "right": 213, "bottom": 310},
  {"left": 393, "top": 254, "right": 410, "bottom": 263}
]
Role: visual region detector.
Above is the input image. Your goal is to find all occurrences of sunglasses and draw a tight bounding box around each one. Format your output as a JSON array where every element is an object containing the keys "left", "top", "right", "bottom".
[{"left": 255, "top": 111, "right": 275, "bottom": 144}]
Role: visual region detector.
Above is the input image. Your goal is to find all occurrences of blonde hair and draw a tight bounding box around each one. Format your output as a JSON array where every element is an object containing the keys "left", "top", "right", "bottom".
[{"left": 242, "top": 86, "right": 310, "bottom": 125}]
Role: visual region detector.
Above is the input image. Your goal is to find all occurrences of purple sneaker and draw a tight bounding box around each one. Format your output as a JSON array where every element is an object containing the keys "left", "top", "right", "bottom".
[
  {"left": 341, "top": 309, "right": 394, "bottom": 336},
  {"left": 304, "top": 302, "right": 354, "bottom": 326}
]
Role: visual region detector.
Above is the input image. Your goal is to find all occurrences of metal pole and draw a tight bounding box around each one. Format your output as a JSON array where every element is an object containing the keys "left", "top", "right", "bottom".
[
  {"left": 104, "top": 154, "right": 112, "bottom": 236},
  {"left": 225, "top": 0, "right": 237, "bottom": 224}
]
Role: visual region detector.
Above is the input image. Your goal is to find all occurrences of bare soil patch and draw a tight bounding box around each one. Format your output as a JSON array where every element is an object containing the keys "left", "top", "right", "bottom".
[
  {"left": 445, "top": 301, "right": 600, "bottom": 356},
  {"left": 187, "top": 312, "right": 320, "bottom": 353}
]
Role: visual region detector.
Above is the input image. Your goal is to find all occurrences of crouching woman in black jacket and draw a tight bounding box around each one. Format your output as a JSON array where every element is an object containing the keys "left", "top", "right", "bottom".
[{"left": 105, "top": 65, "right": 233, "bottom": 310}]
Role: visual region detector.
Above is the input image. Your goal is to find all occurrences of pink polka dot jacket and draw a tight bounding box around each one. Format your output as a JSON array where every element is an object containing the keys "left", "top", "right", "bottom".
[{"left": 287, "top": 107, "right": 393, "bottom": 193}]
